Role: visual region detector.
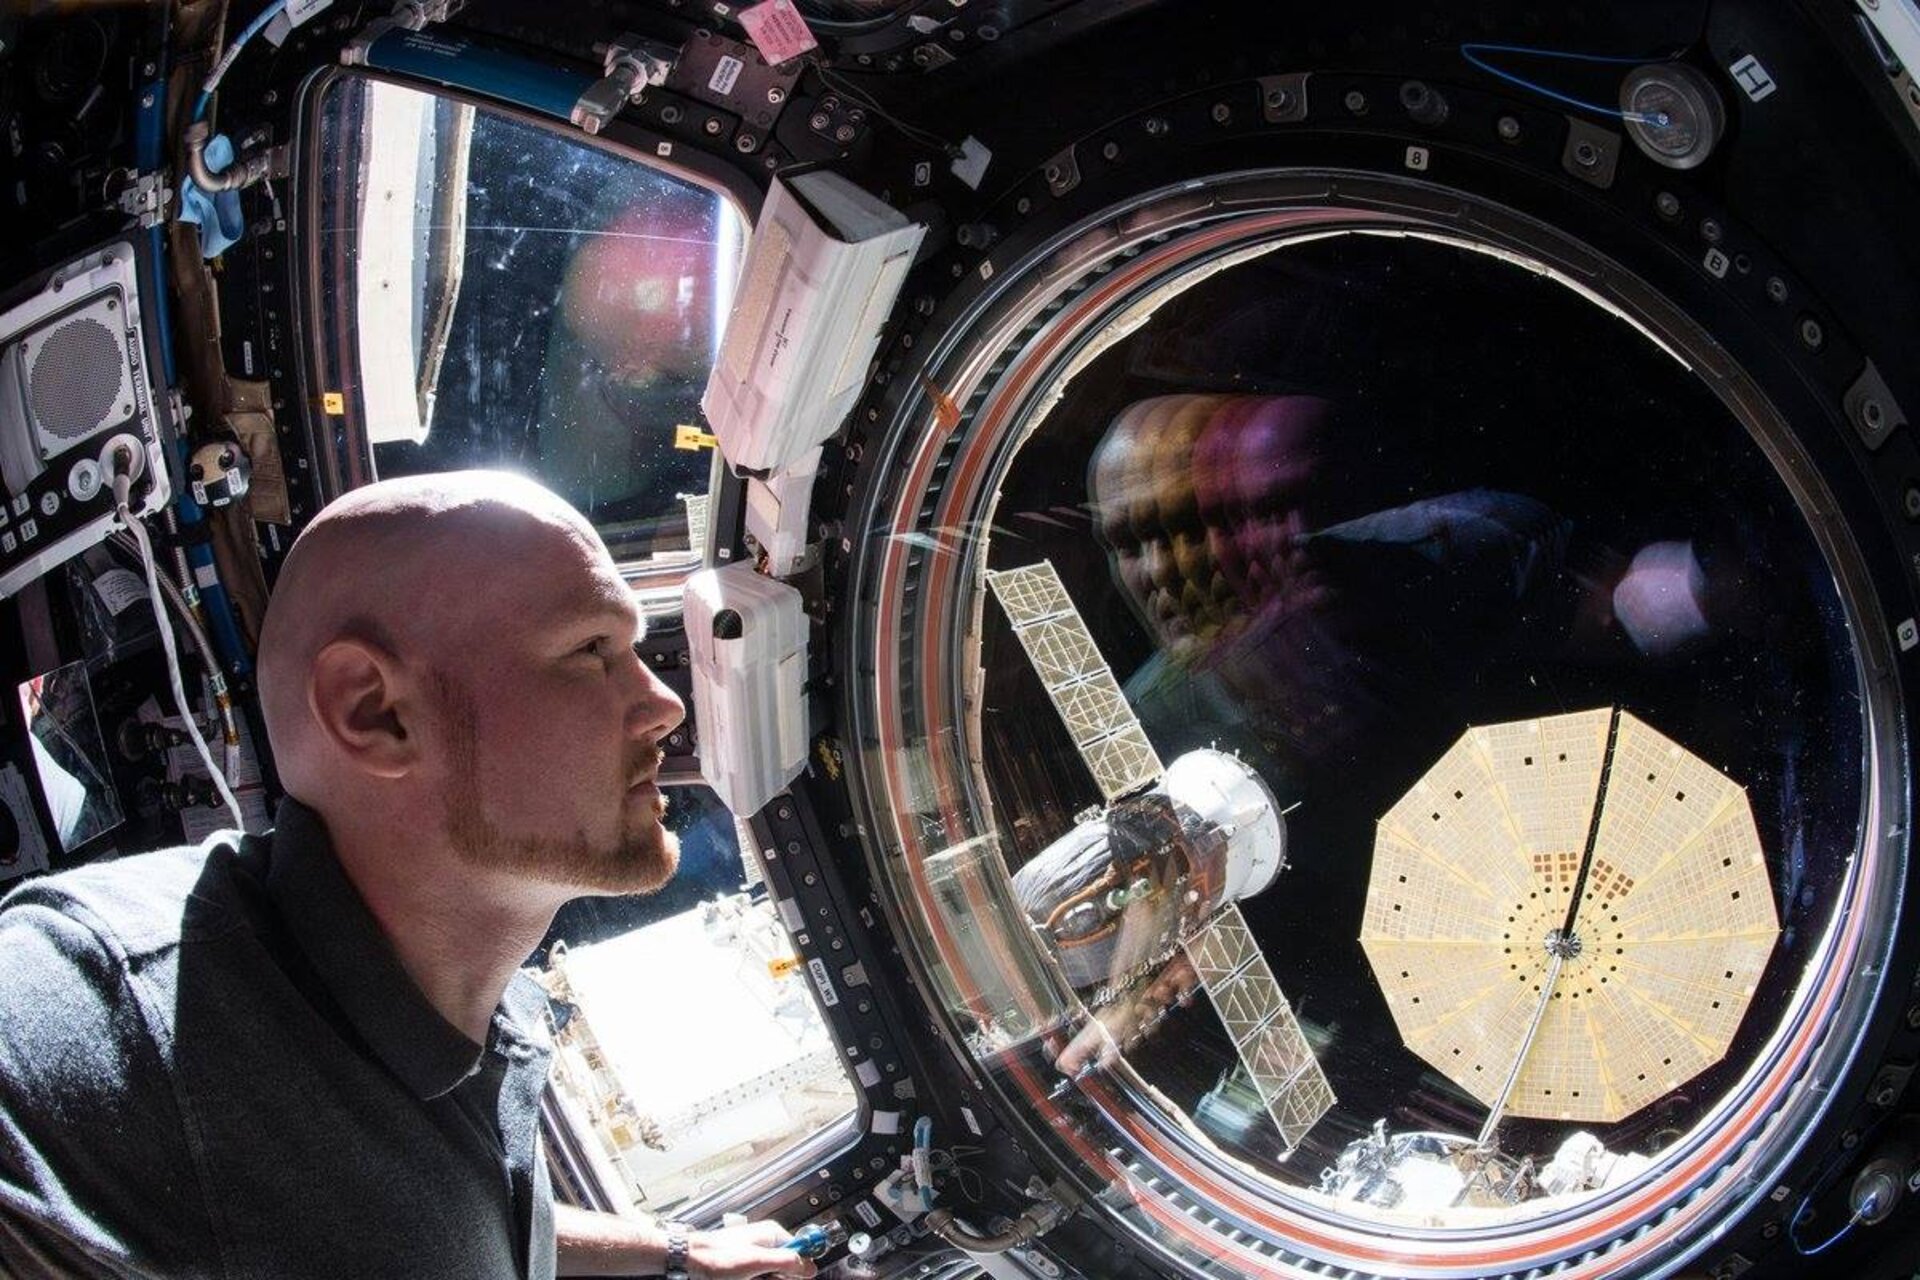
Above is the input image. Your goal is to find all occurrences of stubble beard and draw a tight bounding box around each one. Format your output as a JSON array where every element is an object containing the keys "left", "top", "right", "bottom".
[{"left": 435, "top": 674, "right": 680, "bottom": 894}]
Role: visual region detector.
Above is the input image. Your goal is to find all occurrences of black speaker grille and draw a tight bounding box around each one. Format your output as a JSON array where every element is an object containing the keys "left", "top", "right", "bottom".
[{"left": 30, "top": 316, "right": 125, "bottom": 442}]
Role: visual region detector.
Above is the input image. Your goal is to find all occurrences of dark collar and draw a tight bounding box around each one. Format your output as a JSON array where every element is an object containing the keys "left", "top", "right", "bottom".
[{"left": 259, "top": 799, "right": 539, "bottom": 1100}]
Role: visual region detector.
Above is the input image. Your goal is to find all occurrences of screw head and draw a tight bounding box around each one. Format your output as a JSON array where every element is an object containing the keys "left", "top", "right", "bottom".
[
  {"left": 1101, "top": 140, "right": 1120, "bottom": 160},
  {"left": 767, "top": 86, "right": 785, "bottom": 104},
  {"left": 1766, "top": 276, "right": 1789, "bottom": 303},
  {"left": 1655, "top": 191, "right": 1682, "bottom": 219},
  {"left": 1573, "top": 140, "right": 1600, "bottom": 168},
  {"left": 1496, "top": 115, "right": 1521, "bottom": 141},
  {"left": 1799, "top": 316, "right": 1825, "bottom": 349},
  {"left": 1701, "top": 218, "right": 1724, "bottom": 243},
  {"left": 1343, "top": 89, "right": 1368, "bottom": 115},
  {"left": 1211, "top": 102, "right": 1232, "bottom": 123},
  {"left": 703, "top": 118, "right": 723, "bottom": 135},
  {"left": 1864, "top": 399, "right": 1886, "bottom": 429}
]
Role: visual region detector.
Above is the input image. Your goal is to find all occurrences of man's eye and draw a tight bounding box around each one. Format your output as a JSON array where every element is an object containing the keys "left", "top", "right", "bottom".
[{"left": 579, "top": 637, "right": 611, "bottom": 659}]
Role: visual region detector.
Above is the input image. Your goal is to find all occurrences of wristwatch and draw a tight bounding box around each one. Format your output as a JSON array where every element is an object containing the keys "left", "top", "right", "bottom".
[{"left": 662, "top": 1221, "right": 692, "bottom": 1280}]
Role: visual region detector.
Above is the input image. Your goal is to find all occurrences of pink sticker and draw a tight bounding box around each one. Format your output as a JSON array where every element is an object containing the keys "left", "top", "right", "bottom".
[{"left": 739, "top": 0, "right": 819, "bottom": 65}]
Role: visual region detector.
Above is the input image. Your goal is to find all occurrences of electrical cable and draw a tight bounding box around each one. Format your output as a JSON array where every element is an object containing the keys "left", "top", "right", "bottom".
[
  {"left": 108, "top": 451, "right": 246, "bottom": 830},
  {"left": 1788, "top": 1193, "right": 1876, "bottom": 1257},
  {"left": 108, "top": 530, "right": 244, "bottom": 779},
  {"left": 1459, "top": 42, "right": 1678, "bottom": 125},
  {"left": 194, "top": 0, "right": 290, "bottom": 121}
]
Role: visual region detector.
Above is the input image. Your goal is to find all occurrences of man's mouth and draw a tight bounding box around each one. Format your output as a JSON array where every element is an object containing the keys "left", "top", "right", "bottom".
[{"left": 627, "top": 745, "right": 665, "bottom": 790}]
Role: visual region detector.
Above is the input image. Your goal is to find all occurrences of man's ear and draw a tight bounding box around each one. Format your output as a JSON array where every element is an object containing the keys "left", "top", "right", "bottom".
[{"left": 307, "top": 636, "right": 418, "bottom": 779}]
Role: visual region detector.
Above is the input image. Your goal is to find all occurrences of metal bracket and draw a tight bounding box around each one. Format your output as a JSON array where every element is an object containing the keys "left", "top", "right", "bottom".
[
  {"left": 1561, "top": 117, "right": 1621, "bottom": 188},
  {"left": 1257, "top": 73, "right": 1310, "bottom": 123},
  {"left": 573, "top": 33, "right": 677, "bottom": 135},
  {"left": 117, "top": 172, "right": 174, "bottom": 228},
  {"left": 1845, "top": 358, "right": 1907, "bottom": 451},
  {"left": 1042, "top": 145, "right": 1080, "bottom": 197}
]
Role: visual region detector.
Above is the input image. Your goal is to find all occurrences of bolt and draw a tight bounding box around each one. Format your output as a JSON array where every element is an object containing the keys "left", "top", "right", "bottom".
[
  {"left": 1766, "top": 276, "right": 1789, "bottom": 303},
  {"left": 1656, "top": 191, "right": 1682, "bottom": 219},
  {"left": 736, "top": 133, "right": 759, "bottom": 152},
  {"left": 1902, "top": 488, "right": 1920, "bottom": 520},
  {"left": 1043, "top": 163, "right": 1062, "bottom": 184},
  {"left": 1496, "top": 115, "right": 1521, "bottom": 141},
  {"left": 1211, "top": 102, "right": 1232, "bottom": 123},
  {"left": 1266, "top": 86, "right": 1292, "bottom": 112},
  {"left": 810, "top": 111, "right": 831, "bottom": 130},
  {"left": 1701, "top": 218, "right": 1724, "bottom": 243},
  {"left": 1143, "top": 116, "right": 1169, "bottom": 137},
  {"left": 1799, "top": 316, "right": 1825, "bottom": 349},
  {"left": 661, "top": 104, "right": 683, "bottom": 124},
  {"left": 1842, "top": 1129, "right": 1861, "bottom": 1150},
  {"left": 1101, "top": 140, "right": 1120, "bottom": 161},
  {"left": 1015, "top": 196, "right": 1031, "bottom": 214},
  {"left": 834, "top": 124, "right": 857, "bottom": 143},
  {"left": 1573, "top": 140, "right": 1600, "bottom": 169},
  {"left": 768, "top": 86, "right": 785, "bottom": 104},
  {"left": 1343, "top": 89, "right": 1368, "bottom": 114},
  {"left": 1865, "top": 399, "right": 1887, "bottom": 430}
]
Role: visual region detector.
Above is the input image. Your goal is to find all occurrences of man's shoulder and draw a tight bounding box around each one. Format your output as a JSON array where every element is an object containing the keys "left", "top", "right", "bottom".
[{"left": 0, "top": 834, "right": 256, "bottom": 962}]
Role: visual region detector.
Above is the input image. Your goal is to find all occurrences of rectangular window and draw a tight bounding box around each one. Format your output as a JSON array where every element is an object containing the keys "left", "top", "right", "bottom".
[
  {"left": 531, "top": 787, "right": 859, "bottom": 1215},
  {"left": 306, "top": 75, "right": 745, "bottom": 572}
]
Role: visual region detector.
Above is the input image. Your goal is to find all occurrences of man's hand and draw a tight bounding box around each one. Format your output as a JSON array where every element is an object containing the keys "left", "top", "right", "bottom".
[{"left": 689, "top": 1220, "right": 816, "bottom": 1280}]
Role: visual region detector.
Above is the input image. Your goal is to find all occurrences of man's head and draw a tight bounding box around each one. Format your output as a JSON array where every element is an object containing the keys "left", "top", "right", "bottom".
[{"left": 257, "top": 471, "right": 686, "bottom": 900}]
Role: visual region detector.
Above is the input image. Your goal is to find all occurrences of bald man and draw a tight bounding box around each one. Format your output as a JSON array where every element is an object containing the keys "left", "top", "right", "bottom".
[{"left": 0, "top": 473, "right": 812, "bottom": 1280}]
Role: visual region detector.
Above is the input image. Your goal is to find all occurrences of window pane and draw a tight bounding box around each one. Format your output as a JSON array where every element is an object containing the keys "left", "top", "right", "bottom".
[
  {"left": 531, "top": 788, "right": 859, "bottom": 1215},
  {"left": 311, "top": 77, "right": 743, "bottom": 567}
]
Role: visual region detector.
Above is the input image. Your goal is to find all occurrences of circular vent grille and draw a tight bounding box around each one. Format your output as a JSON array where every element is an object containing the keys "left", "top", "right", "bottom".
[{"left": 29, "top": 317, "right": 125, "bottom": 442}]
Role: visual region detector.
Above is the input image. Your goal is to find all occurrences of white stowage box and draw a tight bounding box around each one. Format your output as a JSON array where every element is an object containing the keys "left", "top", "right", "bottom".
[
  {"left": 701, "top": 170, "right": 926, "bottom": 475},
  {"left": 683, "top": 562, "right": 809, "bottom": 815}
]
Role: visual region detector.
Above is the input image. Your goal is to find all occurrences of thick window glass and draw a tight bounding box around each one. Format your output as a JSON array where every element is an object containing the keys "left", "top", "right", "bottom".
[
  {"left": 308, "top": 77, "right": 744, "bottom": 568},
  {"left": 531, "top": 788, "right": 859, "bottom": 1215}
]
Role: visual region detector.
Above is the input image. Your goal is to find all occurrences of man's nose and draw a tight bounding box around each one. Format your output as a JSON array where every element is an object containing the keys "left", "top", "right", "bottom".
[{"left": 626, "top": 662, "right": 686, "bottom": 741}]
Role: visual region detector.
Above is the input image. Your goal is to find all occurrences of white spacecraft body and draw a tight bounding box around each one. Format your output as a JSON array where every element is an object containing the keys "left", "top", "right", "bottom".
[{"left": 1010, "top": 748, "right": 1284, "bottom": 992}]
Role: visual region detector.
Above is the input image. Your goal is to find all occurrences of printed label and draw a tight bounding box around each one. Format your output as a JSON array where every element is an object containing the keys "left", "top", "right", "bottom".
[
  {"left": 708, "top": 55, "right": 744, "bottom": 96},
  {"left": 807, "top": 956, "right": 840, "bottom": 1006},
  {"left": 93, "top": 568, "right": 148, "bottom": 616},
  {"left": 1729, "top": 54, "right": 1776, "bottom": 102},
  {"left": 739, "top": 0, "right": 819, "bottom": 65}
]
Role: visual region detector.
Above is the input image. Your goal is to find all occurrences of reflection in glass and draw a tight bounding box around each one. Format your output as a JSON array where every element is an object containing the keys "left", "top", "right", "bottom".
[
  {"left": 963, "top": 230, "right": 1861, "bottom": 1228},
  {"left": 312, "top": 78, "right": 745, "bottom": 566},
  {"left": 18, "top": 662, "right": 123, "bottom": 853},
  {"left": 532, "top": 788, "right": 857, "bottom": 1215}
]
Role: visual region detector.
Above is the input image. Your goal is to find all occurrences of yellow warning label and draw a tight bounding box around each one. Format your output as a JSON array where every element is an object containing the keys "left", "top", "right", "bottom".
[
  {"left": 322, "top": 392, "right": 345, "bottom": 415},
  {"left": 673, "top": 424, "right": 718, "bottom": 451},
  {"left": 768, "top": 956, "right": 801, "bottom": 979}
]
